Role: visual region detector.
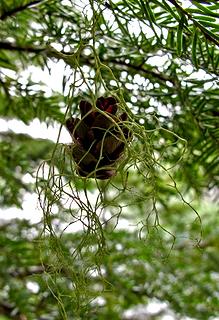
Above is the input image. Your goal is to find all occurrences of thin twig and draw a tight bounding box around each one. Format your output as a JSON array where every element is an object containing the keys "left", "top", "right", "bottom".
[
  {"left": 0, "top": 0, "right": 44, "bottom": 20},
  {"left": 0, "top": 41, "right": 44, "bottom": 53}
]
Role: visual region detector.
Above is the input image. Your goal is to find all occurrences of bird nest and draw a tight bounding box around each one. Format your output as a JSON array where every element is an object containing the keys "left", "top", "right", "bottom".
[{"left": 66, "top": 96, "right": 132, "bottom": 179}]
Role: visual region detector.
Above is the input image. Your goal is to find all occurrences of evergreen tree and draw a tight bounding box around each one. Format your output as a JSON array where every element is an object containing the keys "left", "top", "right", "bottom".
[{"left": 0, "top": 1, "right": 218, "bottom": 319}]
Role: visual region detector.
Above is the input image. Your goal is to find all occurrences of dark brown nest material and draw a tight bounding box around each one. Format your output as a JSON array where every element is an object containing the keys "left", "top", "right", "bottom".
[{"left": 66, "top": 96, "right": 132, "bottom": 179}]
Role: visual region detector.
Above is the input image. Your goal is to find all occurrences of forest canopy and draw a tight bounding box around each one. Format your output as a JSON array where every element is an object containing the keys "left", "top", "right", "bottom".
[{"left": 0, "top": 1, "right": 219, "bottom": 319}]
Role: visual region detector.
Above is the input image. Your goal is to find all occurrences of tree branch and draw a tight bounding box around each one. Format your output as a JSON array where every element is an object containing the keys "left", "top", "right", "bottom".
[
  {"left": 106, "top": 58, "right": 176, "bottom": 84},
  {"left": 0, "top": 0, "right": 44, "bottom": 20},
  {"left": 9, "top": 266, "right": 45, "bottom": 278},
  {"left": 167, "top": 0, "right": 219, "bottom": 47},
  {"left": 0, "top": 40, "right": 44, "bottom": 53},
  {"left": 0, "top": 40, "right": 175, "bottom": 84}
]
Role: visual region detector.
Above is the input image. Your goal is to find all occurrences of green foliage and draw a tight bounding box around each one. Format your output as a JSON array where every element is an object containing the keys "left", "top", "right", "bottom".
[
  {"left": 0, "top": 132, "right": 54, "bottom": 207},
  {"left": 0, "top": 202, "right": 218, "bottom": 319},
  {"left": 0, "top": 0, "right": 219, "bottom": 319}
]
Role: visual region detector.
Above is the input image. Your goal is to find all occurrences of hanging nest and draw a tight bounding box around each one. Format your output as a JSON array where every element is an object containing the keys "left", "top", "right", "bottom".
[{"left": 66, "top": 96, "right": 132, "bottom": 179}]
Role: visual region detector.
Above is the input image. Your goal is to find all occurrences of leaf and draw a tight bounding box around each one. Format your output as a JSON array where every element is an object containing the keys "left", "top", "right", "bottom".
[
  {"left": 187, "top": 8, "right": 219, "bottom": 18},
  {"left": 192, "top": 15, "right": 216, "bottom": 22},
  {"left": 197, "top": 20, "right": 219, "bottom": 31},
  {"left": 177, "top": 17, "right": 184, "bottom": 56},
  {"left": 0, "top": 52, "right": 17, "bottom": 70},
  {"left": 192, "top": 1, "right": 219, "bottom": 17},
  {"left": 192, "top": 27, "right": 199, "bottom": 68}
]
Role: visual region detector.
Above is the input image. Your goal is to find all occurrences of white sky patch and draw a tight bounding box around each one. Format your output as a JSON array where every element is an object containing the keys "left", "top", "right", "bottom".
[
  {"left": 0, "top": 193, "right": 42, "bottom": 223},
  {"left": 128, "top": 19, "right": 142, "bottom": 37},
  {"left": 0, "top": 118, "right": 71, "bottom": 143},
  {"left": 181, "top": 63, "right": 194, "bottom": 74},
  {"left": 147, "top": 54, "right": 169, "bottom": 67},
  {"left": 186, "top": 69, "right": 215, "bottom": 90},
  {"left": 26, "top": 281, "right": 40, "bottom": 294},
  {"left": 181, "top": 0, "right": 194, "bottom": 9},
  {"left": 50, "top": 42, "right": 63, "bottom": 52},
  {"left": 1, "top": 68, "right": 17, "bottom": 79},
  {"left": 61, "top": 0, "right": 72, "bottom": 5},
  {"left": 187, "top": 69, "right": 212, "bottom": 81},
  {"left": 123, "top": 300, "right": 168, "bottom": 319},
  {"left": 90, "top": 296, "right": 106, "bottom": 307},
  {"left": 20, "top": 60, "right": 67, "bottom": 94},
  {"left": 146, "top": 300, "right": 168, "bottom": 314},
  {"left": 162, "top": 316, "right": 175, "bottom": 320},
  {"left": 22, "top": 173, "right": 35, "bottom": 184}
]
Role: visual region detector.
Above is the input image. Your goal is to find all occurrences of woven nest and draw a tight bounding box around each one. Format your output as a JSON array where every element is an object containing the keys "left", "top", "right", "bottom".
[{"left": 66, "top": 96, "right": 132, "bottom": 179}]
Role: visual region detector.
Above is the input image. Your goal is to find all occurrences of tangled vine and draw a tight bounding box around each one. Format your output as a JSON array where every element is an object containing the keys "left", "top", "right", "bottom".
[{"left": 35, "top": 1, "right": 202, "bottom": 317}]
